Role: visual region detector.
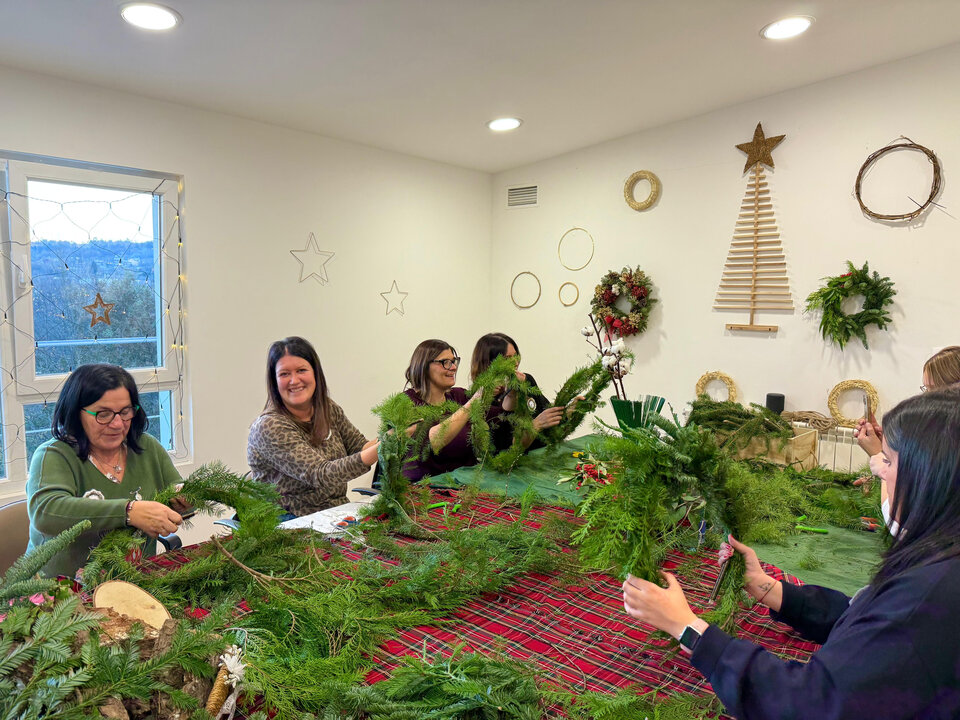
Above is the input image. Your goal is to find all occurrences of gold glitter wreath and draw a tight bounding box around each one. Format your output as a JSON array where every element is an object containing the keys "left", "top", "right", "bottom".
[
  {"left": 695, "top": 371, "right": 737, "bottom": 403},
  {"left": 827, "top": 379, "right": 880, "bottom": 428},
  {"left": 624, "top": 170, "right": 661, "bottom": 211}
]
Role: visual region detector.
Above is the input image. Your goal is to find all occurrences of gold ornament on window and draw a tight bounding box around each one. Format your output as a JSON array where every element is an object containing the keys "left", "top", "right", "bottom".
[{"left": 83, "top": 293, "right": 115, "bottom": 327}]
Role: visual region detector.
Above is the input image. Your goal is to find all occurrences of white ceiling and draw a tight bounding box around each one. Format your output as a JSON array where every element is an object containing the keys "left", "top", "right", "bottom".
[{"left": 2, "top": 0, "right": 960, "bottom": 173}]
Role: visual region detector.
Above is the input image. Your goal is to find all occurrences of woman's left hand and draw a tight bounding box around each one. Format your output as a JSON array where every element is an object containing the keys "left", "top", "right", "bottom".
[
  {"left": 564, "top": 396, "right": 587, "bottom": 417},
  {"left": 622, "top": 571, "right": 698, "bottom": 638}
]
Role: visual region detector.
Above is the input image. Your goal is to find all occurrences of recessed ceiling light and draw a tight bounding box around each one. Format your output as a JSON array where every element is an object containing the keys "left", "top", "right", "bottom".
[
  {"left": 120, "top": 3, "right": 182, "bottom": 31},
  {"left": 760, "top": 15, "right": 814, "bottom": 40},
  {"left": 487, "top": 118, "right": 523, "bottom": 132}
]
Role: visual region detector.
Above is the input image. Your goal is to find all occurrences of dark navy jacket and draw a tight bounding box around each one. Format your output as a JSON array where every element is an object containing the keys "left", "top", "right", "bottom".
[{"left": 691, "top": 556, "right": 960, "bottom": 719}]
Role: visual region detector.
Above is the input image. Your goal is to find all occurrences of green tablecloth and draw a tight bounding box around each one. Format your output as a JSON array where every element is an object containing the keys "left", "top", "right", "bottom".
[
  {"left": 429, "top": 435, "right": 596, "bottom": 505},
  {"left": 428, "top": 434, "right": 883, "bottom": 596}
]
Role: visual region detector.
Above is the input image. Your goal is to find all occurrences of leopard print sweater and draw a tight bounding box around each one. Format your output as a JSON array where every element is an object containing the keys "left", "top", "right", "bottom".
[{"left": 246, "top": 401, "right": 370, "bottom": 516}]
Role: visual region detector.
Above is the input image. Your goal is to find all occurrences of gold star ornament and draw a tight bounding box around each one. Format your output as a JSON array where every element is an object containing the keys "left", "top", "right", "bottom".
[
  {"left": 83, "top": 292, "right": 115, "bottom": 327},
  {"left": 736, "top": 122, "right": 786, "bottom": 174}
]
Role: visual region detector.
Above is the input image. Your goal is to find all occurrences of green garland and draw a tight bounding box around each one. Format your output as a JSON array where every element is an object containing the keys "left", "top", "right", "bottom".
[
  {"left": 540, "top": 358, "right": 612, "bottom": 445},
  {"left": 804, "top": 261, "right": 896, "bottom": 350},
  {"left": 687, "top": 395, "right": 793, "bottom": 453}
]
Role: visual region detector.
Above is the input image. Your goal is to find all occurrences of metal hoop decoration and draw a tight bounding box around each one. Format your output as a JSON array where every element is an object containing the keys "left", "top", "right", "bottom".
[
  {"left": 557, "top": 227, "right": 595, "bottom": 271},
  {"left": 510, "top": 271, "right": 541, "bottom": 309},
  {"left": 854, "top": 139, "right": 942, "bottom": 221},
  {"left": 695, "top": 371, "right": 738, "bottom": 403},
  {"left": 827, "top": 379, "right": 880, "bottom": 428},
  {"left": 558, "top": 282, "right": 579, "bottom": 307},
  {"left": 624, "top": 170, "right": 661, "bottom": 211}
]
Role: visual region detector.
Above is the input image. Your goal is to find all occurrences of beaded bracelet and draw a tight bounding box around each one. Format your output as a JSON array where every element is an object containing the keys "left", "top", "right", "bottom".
[{"left": 125, "top": 500, "right": 135, "bottom": 527}]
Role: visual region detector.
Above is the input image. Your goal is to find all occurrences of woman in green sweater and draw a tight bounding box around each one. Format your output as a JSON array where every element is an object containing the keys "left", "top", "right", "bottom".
[{"left": 26, "top": 364, "right": 185, "bottom": 577}]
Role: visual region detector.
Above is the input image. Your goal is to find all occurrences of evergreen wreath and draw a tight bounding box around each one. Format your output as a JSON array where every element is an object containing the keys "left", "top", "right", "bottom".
[
  {"left": 591, "top": 266, "right": 657, "bottom": 337},
  {"left": 804, "top": 261, "right": 896, "bottom": 350}
]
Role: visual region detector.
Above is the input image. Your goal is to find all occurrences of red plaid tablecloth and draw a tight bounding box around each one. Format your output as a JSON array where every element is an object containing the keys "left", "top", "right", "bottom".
[{"left": 142, "top": 490, "right": 820, "bottom": 716}]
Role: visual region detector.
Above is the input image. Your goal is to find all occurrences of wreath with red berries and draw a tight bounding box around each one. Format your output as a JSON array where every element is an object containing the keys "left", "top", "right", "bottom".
[{"left": 590, "top": 266, "right": 657, "bottom": 337}]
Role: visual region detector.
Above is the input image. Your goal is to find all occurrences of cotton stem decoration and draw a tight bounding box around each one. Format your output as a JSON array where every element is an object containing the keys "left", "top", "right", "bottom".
[
  {"left": 207, "top": 644, "right": 246, "bottom": 719},
  {"left": 582, "top": 314, "right": 632, "bottom": 400}
]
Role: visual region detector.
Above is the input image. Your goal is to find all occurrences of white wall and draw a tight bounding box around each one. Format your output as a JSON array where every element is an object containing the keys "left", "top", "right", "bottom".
[
  {"left": 490, "top": 42, "right": 960, "bottom": 425},
  {"left": 0, "top": 64, "right": 492, "bottom": 497}
]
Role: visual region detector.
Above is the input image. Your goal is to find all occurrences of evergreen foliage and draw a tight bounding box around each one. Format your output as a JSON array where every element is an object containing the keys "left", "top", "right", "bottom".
[
  {"left": 0, "top": 520, "right": 90, "bottom": 604},
  {"left": 804, "top": 260, "right": 897, "bottom": 350},
  {"left": 687, "top": 395, "right": 793, "bottom": 453},
  {"left": 0, "top": 524, "right": 227, "bottom": 719},
  {"left": 467, "top": 354, "right": 540, "bottom": 473},
  {"left": 541, "top": 359, "right": 612, "bottom": 445}
]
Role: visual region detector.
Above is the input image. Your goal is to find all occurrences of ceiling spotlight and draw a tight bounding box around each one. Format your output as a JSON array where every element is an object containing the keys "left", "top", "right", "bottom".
[
  {"left": 760, "top": 16, "right": 814, "bottom": 40},
  {"left": 120, "top": 3, "right": 182, "bottom": 31},
  {"left": 487, "top": 118, "right": 523, "bottom": 132}
]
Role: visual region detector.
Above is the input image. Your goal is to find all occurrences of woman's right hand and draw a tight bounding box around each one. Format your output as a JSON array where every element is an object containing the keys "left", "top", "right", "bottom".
[
  {"left": 532, "top": 406, "right": 564, "bottom": 431},
  {"left": 854, "top": 417, "right": 882, "bottom": 457},
  {"left": 728, "top": 534, "right": 782, "bottom": 611},
  {"left": 128, "top": 500, "right": 182, "bottom": 537}
]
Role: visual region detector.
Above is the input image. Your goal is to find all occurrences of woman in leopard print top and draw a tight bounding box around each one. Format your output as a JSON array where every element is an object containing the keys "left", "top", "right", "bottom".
[{"left": 247, "top": 336, "right": 379, "bottom": 516}]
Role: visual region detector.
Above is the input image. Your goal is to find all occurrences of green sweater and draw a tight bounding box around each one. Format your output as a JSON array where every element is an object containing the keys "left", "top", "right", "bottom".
[{"left": 26, "top": 434, "right": 182, "bottom": 578}]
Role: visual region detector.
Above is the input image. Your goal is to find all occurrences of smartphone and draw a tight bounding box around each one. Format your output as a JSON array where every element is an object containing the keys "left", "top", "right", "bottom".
[{"left": 863, "top": 394, "right": 870, "bottom": 420}]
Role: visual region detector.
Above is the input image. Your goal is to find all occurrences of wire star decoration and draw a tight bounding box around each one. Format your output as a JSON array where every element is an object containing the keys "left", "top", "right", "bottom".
[
  {"left": 380, "top": 280, "right": 409, "bottom": 316},
  {"left": 736, "top": 122, "right": 786, "bottom": 174},
  {"left": 82, "top": 292, "right": 115, "bottom": 327},
  {"left": 290, "top": 232, "right": 335, "bottom": 285}
]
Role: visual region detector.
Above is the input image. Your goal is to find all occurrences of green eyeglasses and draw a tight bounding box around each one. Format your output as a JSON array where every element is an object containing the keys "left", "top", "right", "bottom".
[{"left": 82, "top": 405, "right": 139, "bottom": 424}]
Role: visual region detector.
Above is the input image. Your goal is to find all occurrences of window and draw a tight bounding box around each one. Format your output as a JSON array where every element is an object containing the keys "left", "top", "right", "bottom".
[{"left": 0, "top": 153, "right": 189, "bottom": 494}]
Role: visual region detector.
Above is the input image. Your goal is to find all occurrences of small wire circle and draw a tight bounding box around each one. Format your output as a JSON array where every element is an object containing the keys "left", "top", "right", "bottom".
[
  {"left": 510, "top": 271, "right": 541, "bottom": 309},
  {"left": 558, "top": 282, "right": 579, "bottom": 307},
  {"left": 557, "top": 227, "right": 595, "bottom": 271}
]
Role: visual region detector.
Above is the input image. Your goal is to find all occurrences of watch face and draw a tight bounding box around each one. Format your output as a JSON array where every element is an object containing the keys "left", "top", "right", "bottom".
[{"left": 680, "top": 625, "right": 701, "bottom": 652}]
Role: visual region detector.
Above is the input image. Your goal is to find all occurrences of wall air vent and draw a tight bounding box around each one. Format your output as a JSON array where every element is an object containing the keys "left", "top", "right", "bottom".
[{"left": 506, "top": 184, "right": 538, "bottom": 208}]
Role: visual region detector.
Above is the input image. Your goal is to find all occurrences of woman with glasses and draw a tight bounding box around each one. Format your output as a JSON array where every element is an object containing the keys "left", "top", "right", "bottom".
[
  {"left": 247, "top": 336, "right": 378, "bottom": 517},
  {"left": 470, "top": 332, "right": 564, "bottom": 452},
  {"left": 26, "top": 363, "right": 185, "bottom": 577},
  {"left": 402, "top": 339, "right": 483, "bottom": 481}
]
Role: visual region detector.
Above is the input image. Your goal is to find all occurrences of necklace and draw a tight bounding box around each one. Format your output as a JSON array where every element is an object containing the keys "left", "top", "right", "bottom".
[{"left": 90, "top": 445, "right": 126, "bottom": 483}]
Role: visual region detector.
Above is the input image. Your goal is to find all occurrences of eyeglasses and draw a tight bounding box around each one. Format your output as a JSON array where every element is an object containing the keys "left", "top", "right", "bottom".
[
  {"left": 431, "top": 357, "right": 460, "bottom": 370},
  {"left": 83, "top": 405, "right": 139, "bottom": 425}
]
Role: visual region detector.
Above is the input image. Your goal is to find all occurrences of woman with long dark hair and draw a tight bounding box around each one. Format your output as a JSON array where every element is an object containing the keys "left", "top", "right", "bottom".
[
  {"left": 470, "top": 332, "right": 564, "bottom": 452},
  {"left": 26, "top": 363, "right": 185, "bottom": 577},
  {"left": 247, "top": 336, "right": 378, "bottom": 516},
  {"left": 622, "top": 386, "right": 960, "bottom": 718}
]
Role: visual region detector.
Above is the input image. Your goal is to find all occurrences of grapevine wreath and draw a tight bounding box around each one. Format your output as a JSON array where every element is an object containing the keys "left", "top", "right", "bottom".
[
  {"left": 591, "top": 266, "right": 657, "bottom": 337},
  {"left": 804, "top": 261, "right": 896, "bottom": 350}
]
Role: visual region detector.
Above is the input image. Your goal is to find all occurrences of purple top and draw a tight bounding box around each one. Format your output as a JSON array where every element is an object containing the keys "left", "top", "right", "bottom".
[{"left": 403, "top": 386, "right": 477, "bottom": 481}]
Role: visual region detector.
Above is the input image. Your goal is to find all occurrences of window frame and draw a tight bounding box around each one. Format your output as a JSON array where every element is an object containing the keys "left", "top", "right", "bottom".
[{"left": 0, "top": 152, "right": 191, "bottom": 494}]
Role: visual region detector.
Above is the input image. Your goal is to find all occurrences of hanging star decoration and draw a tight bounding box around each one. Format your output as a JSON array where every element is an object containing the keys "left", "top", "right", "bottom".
[
  {"left": 82, "top": 293, "right": 115, "bottom": 327},
  {"left": 290, "top": 232, "right": 335, "bottom": 285},
  {"left": 736, "top": 122, "right": 786, "bottom": 174},
  {"left": 380, "top": 280, "right": 409, "bottom": 316}
]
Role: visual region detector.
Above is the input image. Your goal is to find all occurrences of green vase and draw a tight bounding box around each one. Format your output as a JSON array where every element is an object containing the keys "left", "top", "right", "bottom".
[{"left": 610, "top": 395, "right": 665, "bottom": 430}]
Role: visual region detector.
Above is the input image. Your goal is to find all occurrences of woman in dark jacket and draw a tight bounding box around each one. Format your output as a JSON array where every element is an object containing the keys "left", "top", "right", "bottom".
[
  {"left": 469, "top": 332, "right": 563, "bottom": 452},
  {"left": 622, "top": 386, "right": 960, "bottom": 719}
]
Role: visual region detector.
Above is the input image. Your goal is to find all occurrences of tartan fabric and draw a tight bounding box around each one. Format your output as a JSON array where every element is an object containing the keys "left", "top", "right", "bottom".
[
  {"left": 359, "top": 490, "right": 820, "bottom": 716},
  {"left": 135, "top": 489, "right": 821, "bottom": 717}
]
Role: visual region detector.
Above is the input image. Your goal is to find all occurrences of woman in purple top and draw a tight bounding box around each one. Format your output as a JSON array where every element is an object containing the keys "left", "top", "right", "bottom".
[{"left": 402, "top": 338, "right": 482, "bottom": 481}]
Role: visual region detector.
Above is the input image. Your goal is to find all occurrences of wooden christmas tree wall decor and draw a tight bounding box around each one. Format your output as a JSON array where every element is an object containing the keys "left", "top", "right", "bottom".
[{"left": 714, "top": 122, "right": 795, "bottom": 332}]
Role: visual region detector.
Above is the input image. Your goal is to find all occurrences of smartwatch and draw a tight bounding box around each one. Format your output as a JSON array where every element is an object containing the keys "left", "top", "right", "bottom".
[{"left": 679, "top": 624, "right": 703, "bottom": 654}]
